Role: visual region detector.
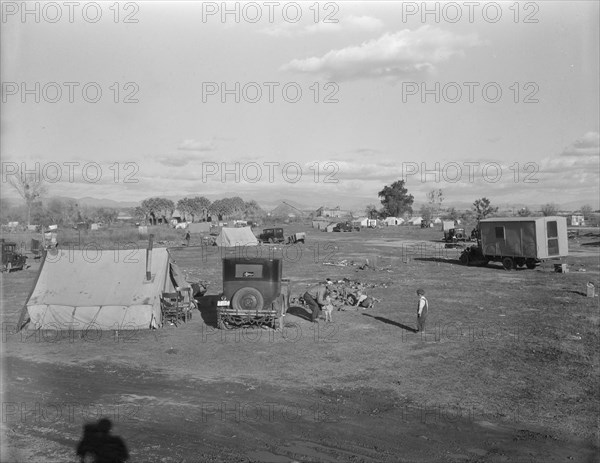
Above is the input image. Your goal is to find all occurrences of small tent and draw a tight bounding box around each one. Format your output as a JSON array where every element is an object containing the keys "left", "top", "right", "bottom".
[
  {"left": 18, "top": 247, "right": 190, "bottom": 330},
  {"left": 384, "top": 217, "right": 403, "bottom": 226},
  {"left": 215, "top": 227, "right": 258, "bottom": 247},
  {"left": 409, "top": 217, "right": 423, "bottom": 226}
]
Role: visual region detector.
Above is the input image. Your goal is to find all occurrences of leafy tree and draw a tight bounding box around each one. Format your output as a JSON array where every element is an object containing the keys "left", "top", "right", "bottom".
[
  {"left": 472, "top": 197, "right": 498, "bottom": 220},
  {"left": 541, "top": 203, "right": 558, "bottom": 217},
  {"left": 177, "top": 196, "right": 212, "bottom": 222},
  {"left": 445, "top": 207, "right": 459, "bottom": 221},
  {"left": 141, "top": 197, "right": 174, "bottom": 225},
  {"left": 580, "top": 205, "right": 592, "bottom": 219},
  {"left": 365, "top": 204, "right": 379, "bottom": 219},
  {"left": 419, "top": 204, "right": 434, "bottom": 223},
  {"left": 427, "top": 189, "right": 444, "bottom": 215},
  {"left": 243, "top": 200, "right": 265, "bottom": 219},
  {"left": 517, "top": 207, "right": 532, "bottom": 217},
  {"left": 378, "top": 180, "right": 414, "bottom": 217},
  {"left": 8, "top": 172, "right": 47, "bottom": 226}
]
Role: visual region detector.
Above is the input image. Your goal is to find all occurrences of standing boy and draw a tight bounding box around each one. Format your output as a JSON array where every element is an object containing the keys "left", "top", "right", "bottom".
[{"left": 416, "top": 289, "right": 428, "bottom": 333}]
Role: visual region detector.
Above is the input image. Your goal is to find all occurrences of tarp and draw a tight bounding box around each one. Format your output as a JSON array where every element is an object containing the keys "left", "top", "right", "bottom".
[
  {"left": 215, "top": 227, "right": 258, "bottom": 247},
  {"left": 19, "top": 247, "right": 190, "bottom": 330},
  {"left": 188, "top": 222, "right": 211, "bottom": 234}
]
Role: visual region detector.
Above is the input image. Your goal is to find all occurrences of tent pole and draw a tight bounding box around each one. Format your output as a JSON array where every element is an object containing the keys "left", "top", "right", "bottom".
[{"left": 146, "top": 234, "right": 154, "bottom": 280}]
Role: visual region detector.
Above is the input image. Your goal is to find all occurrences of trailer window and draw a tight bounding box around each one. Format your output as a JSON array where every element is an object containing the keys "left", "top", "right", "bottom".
[
  {"left": 547, "top": 221, "right": 559, "bottom": 256},
  {"left": 495, "top": 227, "right": 505, "bottom": 239}
]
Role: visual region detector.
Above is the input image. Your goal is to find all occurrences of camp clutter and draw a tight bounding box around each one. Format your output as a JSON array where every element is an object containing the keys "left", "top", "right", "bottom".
[{"left": 291, "top": 278, "right": 386, "bottom": 311}]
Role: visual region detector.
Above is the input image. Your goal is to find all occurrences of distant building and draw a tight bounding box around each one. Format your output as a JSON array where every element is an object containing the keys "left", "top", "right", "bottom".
[
  {"left": 316, "top": 206, "right": 352, "bottom": 218},
  {"left": 570, "top": 214, "right": 585, "bottom": 226}
]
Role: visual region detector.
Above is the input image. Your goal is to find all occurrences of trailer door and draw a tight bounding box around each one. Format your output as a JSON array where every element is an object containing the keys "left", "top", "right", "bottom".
[{"left": 546, "top": 220, "right": 559, "bottom": 256}]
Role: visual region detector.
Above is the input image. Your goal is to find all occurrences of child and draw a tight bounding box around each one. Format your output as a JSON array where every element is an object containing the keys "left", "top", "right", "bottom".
[
  {"left": 322, "top": 295, "right": 334, "bottom": 323},
  {"left": 416, "top": 289, "right": 428, "bottom": 332}
]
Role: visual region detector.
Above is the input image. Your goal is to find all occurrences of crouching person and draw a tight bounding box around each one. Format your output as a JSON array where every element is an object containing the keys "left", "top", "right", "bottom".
[{"left": 304, "top": 281, "right": 331, "bottom": 323}]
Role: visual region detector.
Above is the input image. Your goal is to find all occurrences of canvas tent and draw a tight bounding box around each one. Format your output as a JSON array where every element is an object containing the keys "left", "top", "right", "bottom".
[
  {"left": 384, "top": 217, "right": 403, "bottom": 226},
  {"left": 18, "top": 247, "right": 191, "bottom": 330},
  {"left": 409, "top": 217, "right": 423, "bottom": 226},
  {"left": 215, "top": 227, "right": 258, "bottom": 247}
]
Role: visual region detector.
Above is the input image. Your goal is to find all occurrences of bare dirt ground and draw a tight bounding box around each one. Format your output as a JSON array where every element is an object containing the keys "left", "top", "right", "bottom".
[{"left": 1, "top": 225, "right": 599, "bottom": 462}]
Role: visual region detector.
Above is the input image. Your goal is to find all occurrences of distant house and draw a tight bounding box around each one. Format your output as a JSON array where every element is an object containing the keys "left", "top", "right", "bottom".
[
  {"left": 116, "top": 212, "right": 133, "bottom": 221},
  {"left": 316, "top": 206, "right": 352, "bottom": 218},
  {"left": 570, "top": 214, "right": 585, "bottom": 226},
  {"left": 354, "top": 217, "right": 377, "bottom": 228}
]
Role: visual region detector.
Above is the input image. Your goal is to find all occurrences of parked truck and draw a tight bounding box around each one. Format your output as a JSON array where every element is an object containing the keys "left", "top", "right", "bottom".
[{"left": 459, "top": 216, "right": 568, "bottom": 270}]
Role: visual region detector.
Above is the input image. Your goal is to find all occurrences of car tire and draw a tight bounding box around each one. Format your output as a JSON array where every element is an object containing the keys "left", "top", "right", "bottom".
[
  {"left": 231, "top": 287, "right": 264, "bottom": 312},
  {"left": 526, "top": 258, "right": 537, "bottom": 270},
  {"left": 502, "top": 257, "right": 514, "bottom": 271}
]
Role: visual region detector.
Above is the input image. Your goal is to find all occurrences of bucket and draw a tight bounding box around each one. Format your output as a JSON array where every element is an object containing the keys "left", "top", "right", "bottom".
[
  {"left": 587, "top": 283, "right": 595, "bottom": 298},
  {"left": 554, "top": 263, "right": 568, "bottom": 273}
]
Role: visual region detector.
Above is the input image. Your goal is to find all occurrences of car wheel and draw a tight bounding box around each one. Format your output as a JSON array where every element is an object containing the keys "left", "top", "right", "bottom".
[
  {"left": 231, "top": 287, "right": 264, "bottom": 312},
  {"left": 502, "top": 257, "right": 514, "bottom": 271},
  {"left": 526, "top": 258, "right": 537, "bottom": 270}
]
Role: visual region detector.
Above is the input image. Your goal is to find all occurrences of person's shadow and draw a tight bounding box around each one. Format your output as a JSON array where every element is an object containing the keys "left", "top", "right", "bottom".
[
  {"left": 363, "top": 313, "right": 417, "bottom": 333},
  {"left": 76, "top": 418, "right": 129, "bottom": 463}
]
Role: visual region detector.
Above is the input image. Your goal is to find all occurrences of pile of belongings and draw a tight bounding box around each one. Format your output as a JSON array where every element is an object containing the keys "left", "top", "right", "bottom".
[
  {"left": 323, "top": 258, "right": 392, "bottom": 272},
  {"left": 291, "top": 278, "right": 383, "bottom": 311}
]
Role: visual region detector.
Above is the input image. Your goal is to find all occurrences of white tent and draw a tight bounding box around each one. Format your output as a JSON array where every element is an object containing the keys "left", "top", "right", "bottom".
[
  {"left": 18, "top": 247, "right": 191, "bottom": 330},
  {"left": 215, "top": 227, "right": 258, "bottom": 247},
  {"left": 433, "top": 217, "right": 442, "bottom": 224},
  {"left": 384, "top": 217, "right": 403, "bottom": 226},
  {"left": 409, "top": 217, "right": 423, "bottom": 225}
]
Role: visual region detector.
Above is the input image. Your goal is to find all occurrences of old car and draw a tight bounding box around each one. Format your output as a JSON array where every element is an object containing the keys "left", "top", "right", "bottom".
[
  {"left": 1, "top": 239, "right": 27, "bottom": 272},
  {"left": 444, "top": 227, "right": 467, "bottom": 243},
  {"left": 217, "top": 257, "right": 291, "bottom": 329},
  {"left": 286, "top": 232, "right": 306, "bottom": 244},
  {"left": 333, "top": 222, "right": 353, "bottom": 232},
  {"left": 258, "top": 228, "right": 285, "bottom": 243}
]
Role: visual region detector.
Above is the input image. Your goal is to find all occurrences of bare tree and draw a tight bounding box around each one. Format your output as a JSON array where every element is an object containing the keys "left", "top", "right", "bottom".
[
  {"left": 541, "top": 203, "right": 558, "bottom": 216},
  {"left": 8, "top": 173, "right": 47, "bottom": 226}
]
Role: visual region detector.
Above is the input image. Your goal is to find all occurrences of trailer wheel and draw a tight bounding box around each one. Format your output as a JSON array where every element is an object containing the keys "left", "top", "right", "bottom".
[
  {"left": 526, "top": 258, "right": 537, "bottom": 270},
  {"left": 502, "top": 257, "right": 514, "bottom": 271},
  {"left": 459, "top": 252, "right": 469, "bottom": 265},
  {"left": 515, "top": 258, "right": 526, "bottom": 268}
]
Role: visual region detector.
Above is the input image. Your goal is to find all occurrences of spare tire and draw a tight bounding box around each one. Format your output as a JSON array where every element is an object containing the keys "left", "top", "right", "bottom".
[
  {"left": 346, "top": 294, "right": 358, "bottom": 305},
  {"left": 455, "top": 232, "right": 464, "bottom": 240},
  {"left": 231, "top": 287, "right": 264, "bottom": 312}
]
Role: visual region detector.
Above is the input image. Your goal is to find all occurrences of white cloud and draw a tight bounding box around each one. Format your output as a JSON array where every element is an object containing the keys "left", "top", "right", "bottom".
[
  {"left": 560, "top": 131, "right": 600, "bottom": 156},
  {"left": 281, "top": 25, "right": 483, "bottom": 81}
]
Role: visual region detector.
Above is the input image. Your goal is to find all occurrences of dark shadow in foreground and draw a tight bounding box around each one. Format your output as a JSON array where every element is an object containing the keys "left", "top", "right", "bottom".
[
  {"left": 76, "top": 418, "right": 129, "bottom": 463},
  {"left": 363, "top": 313, "right": 417, "bottom": 333},
  {"left": 286, "top": 304, "right": 313, "bottom": 321},
  {"left": 195, "top": 294, "right": 220, "bottom": 328}
]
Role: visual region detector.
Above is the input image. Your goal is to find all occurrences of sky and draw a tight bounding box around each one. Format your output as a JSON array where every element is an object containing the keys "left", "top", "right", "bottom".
[{"left": 1, "top": 1, "right": 599, "bottom": 212}]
